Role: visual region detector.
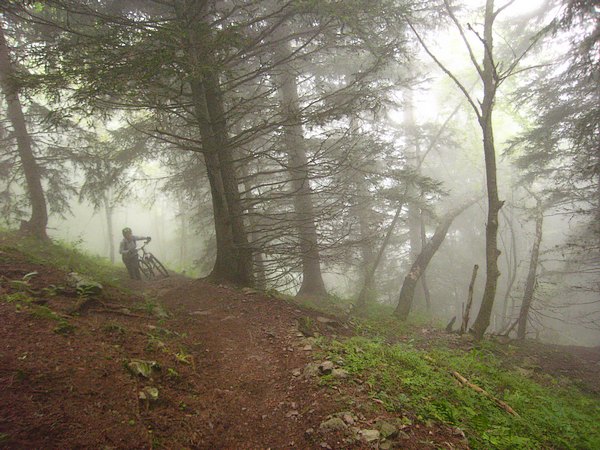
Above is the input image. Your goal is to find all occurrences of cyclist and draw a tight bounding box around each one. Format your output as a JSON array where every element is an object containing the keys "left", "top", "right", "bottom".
[{"left": 119, "top": 227, "right": 151, "bottom": 280}]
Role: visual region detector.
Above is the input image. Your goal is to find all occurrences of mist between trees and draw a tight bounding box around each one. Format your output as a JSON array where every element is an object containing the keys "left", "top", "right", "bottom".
[{"left": 0, "top": 0, "right": 597, "bottom": 345}]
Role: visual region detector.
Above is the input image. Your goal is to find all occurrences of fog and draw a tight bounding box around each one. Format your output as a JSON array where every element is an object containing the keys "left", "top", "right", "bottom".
[{"left": 1, "top": 0, "right": 598, "bottom": 346}]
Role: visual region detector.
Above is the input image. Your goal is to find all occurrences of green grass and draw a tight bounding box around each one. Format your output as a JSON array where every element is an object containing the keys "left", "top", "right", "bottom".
[
  {"left": 323, "top": 336, "right": 600, "bottom": 449},
  {"left": 0, "top": 232, "right": 123, "bottom": 286}
]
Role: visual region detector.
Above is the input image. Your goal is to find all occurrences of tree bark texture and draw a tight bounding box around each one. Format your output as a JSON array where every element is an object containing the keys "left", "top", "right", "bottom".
[
  {"left": 182, "top": 2, "right": 253, "bottom": 286},
  {"left": 470, "top": 0, "right": 504, "bottom": 339},
  {"left": 0, "top": 24, "right": 48, "bottom": 240},
  {"left": 272, "top": 30, "right": 327, "bottom": 297},
  {"left": 394, "top": 200, "right": 476, "bottom": 320},
  {"left": 517, "top": 200, "right": 543, "bottom": 340}
]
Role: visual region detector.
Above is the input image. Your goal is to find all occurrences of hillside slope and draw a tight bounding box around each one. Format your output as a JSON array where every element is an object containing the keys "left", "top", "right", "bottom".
[
  {"left": 1, "top": 236, "right": 599, "bottom": 449},
  {"left": 0, "top": 237, "right": 465, "bottom": 449}
]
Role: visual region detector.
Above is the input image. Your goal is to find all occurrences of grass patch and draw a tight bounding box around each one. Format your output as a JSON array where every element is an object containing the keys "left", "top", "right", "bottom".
[
  {"left": 324, "top": 336, "right": 600, "bottom": 449},
  {"left": 0, "top": 232, "right": 123, "bottom": 287}
]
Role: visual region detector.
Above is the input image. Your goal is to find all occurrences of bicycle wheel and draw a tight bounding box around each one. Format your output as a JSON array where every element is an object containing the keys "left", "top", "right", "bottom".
[
  {"left": 149, "top": 255, "right": 169, "bottom": 277},
  {"left": 138, "top": 259, "right": 155, "bottom": 280}
]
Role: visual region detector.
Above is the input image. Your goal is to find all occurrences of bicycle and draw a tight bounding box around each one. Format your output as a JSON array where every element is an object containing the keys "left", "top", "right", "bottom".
[{"left": 136, "top": 239, "right": 169, "bottom": 279}]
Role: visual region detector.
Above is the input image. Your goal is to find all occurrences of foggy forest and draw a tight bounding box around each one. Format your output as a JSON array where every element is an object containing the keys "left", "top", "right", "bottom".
[{"left": 0, "top": 0, "right": 598, "bottom": 448}]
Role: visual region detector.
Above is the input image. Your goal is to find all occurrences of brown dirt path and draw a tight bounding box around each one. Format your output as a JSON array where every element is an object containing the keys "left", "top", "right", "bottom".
[
  {"left": 1, "top": 254, "right": 466, "bottom": 449},
  {"left": 142, "top": 276, "right": 345, "bottom": 449}
]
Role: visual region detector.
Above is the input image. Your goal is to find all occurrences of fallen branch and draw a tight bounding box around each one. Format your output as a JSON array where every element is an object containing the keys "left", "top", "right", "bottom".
[
  {"left": 451, "top": 371, "right": 519, "bottom": 416},
  {"left": 423, "top": 355, "right": 519, "bottom": 416}
]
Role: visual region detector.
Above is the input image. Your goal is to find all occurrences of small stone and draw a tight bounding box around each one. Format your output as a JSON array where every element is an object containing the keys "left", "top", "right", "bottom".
[
  {"left": 286, "top": 410, "right": 299, "bottom": 418},
  {"left": 302, "top": 345, "right": 313, "bottom": 351},
  {"left": 397, "top": 430, "right": 410, "bottom": 440},
  {"left": 380, "top": 441, "right": 392, "bottom": 450},
  {"left": 377, "top": 421, "right": 398, "bottom": 439},
  {"left": 303, "top": 363, "right": 320, "bottom": 378},
  {"left": 319, "top": 443, "right": 332, "bottom": 449},
  {"left": 341, "top": 412, "right": 356, "bottom": 425},
  {"left": 292, "top": 369, "right": 302, "bottom": 377},
  {"left": 331, "top": 368, "right": 349, "bottom": 379},
  {"left": 305, "top": 428, "right": 314, "bottom": 435},
  {"left": 319, "top": 417, "right": 347, "bottom": 432},
  {"left": 318, "top": 361, "right": 334, "bottom": 375},
  {"left": 360, "top": 429, "right": 380, "bottom": 443}
]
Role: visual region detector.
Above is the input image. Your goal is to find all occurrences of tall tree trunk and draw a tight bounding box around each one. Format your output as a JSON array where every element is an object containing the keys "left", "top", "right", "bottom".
[
  {"left": 517, "top": 199, "right": 544, "bottom": 340},
  {"left": 499, "top": 205, "right": 518, "bottom": 330},
  {"left": 273, "top": 30, "right": 327, "bottom": 297},
  {"left": 180, "top": 1, "right": 253, "bottom": 286},
  {"left": 354, "top": 174, "right": 376, "bottom": 306},
  {"left": 103, "top": 191, "right": 115, "bottom": 263},
  {"left": 470, "top": 0, "right": 504, "bottom": 339},
  {"left": 0, "top": 24, "right": 48, "bottom": 240},
  {"left": 404, "top": 88, "right": 428, "bottom": 308},
  {"left": 420, "top": 218, "right": 432, "bottom": 312},
  {"left": 240, "top": 160, "right": 267, "bottom": 290},
  {"left": 394, "top": 200, "right": 476, "bottom": 320},
  {"left": 203, "top": 72, "right": 253, "bottom": 285}
]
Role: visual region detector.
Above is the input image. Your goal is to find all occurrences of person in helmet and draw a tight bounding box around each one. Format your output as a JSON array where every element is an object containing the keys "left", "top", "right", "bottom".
[{"left": 119, "top": 227, "right": 151, "bottom": 280}]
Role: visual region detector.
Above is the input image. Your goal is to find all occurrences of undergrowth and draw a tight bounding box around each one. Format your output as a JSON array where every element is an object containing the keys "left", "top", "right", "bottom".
[
  {"left": 1, "top": 291, "right": 75, "bottom": 335},
  {"left": 324, "top": 336, "right": 600, "bottom": 449}
]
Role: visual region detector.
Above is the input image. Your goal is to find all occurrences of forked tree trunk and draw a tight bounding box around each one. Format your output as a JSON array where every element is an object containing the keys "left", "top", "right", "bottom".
[
  {"left": 517, "top": 200, "right": 544, "bottom": 340},
  {"left": 273, "top": 30, "right": 327, "bottom": 298},
  {"left": 394, "top": 200, "right": 476, "bottom": 320},
  {"left": 0, "top": 25, "right": 48, "bottom": 240},
  {"left": 182, "top": 2, "right": 253, "bottom": 286},
  {"left": 203, "top": 72, "right": 253, "bottom": 285},
  {"left": 356, "top": 203, "right": 404, "bottom": 310}
]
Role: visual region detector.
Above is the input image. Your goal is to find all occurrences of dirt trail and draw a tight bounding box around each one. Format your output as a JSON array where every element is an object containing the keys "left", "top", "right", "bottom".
[
  {"left": 143, "top": 276, "right": 344, "bottom": 448},
  {"left": 0, "top": 266, "right": 353, "bottom": 449}
]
